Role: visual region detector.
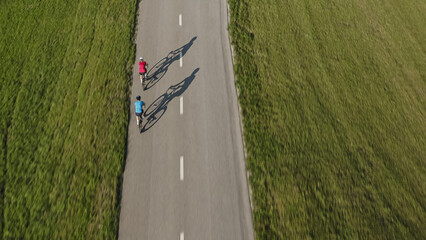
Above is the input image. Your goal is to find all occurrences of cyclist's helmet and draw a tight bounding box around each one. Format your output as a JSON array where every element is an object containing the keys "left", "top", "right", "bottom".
[
  {"left": 136, "top": 95, "right": 141, "bottom": 100},
  {"left": 139, "top": 57, "right": 143, "bottom": 61}
]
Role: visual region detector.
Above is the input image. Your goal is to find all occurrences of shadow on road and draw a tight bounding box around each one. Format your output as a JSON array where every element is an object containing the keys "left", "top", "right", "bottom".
[
  {"left": 144, "top": 37, "right": 197, "bottom": 90},
  {"left": 141, "top": 68, "right": 200, "bottom": 133}
]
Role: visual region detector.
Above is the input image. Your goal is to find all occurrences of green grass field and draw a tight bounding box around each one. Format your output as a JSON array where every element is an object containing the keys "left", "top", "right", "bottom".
[
  {"left": 0, "top": 0, "right": 137, "bottom": 238},
  {"left": 228, "top": 0, "right": 426, "bottom": 239}
]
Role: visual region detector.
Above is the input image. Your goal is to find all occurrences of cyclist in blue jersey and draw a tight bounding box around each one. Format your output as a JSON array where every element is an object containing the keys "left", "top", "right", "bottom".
[{"left": 134, "top": 95, "right": 146, "bottom": 126}]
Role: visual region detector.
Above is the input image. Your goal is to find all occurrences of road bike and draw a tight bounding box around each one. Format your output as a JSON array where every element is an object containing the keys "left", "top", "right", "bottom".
[
  {"left": 136, "top": 113, "right": 145, "bottom": 129},
  {"left": 141, "top": 72, "right": 147, "bottom": 89}
]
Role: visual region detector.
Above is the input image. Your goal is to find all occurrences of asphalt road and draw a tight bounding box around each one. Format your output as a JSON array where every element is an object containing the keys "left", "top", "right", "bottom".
[{"left": 118, "top": 0, "right": 254, "bottom": 239}]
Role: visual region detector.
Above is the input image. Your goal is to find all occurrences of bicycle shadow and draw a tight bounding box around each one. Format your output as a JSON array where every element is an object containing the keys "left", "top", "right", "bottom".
[
  {"left": 144, "top": 36, "right": 197, "bottom": 90},
  {"left": 141, "top": 68, "right": 200, "bottom": 133}
]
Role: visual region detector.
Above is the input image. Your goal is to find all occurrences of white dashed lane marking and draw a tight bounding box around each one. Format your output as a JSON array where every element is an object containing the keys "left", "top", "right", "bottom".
[
  {"left": 180, "top": 156, "right": 184, "bottom": 181},
  {"left": 180, "top": 97, "right": 183, "bottom": 115}
]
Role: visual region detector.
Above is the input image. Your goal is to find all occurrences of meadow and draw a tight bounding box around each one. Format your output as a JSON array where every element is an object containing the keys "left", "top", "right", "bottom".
[
  {"left": 0, "top": 0, "right": 137, "bottom": 238},
  {"left": 228, "top": 0, "right": 426, "bottom": 239}
]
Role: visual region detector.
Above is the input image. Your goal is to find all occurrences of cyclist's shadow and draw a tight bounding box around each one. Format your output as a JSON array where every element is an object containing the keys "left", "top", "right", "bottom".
[
  {"left": 144, "top": 36, "right": 197, "bottom": 90},
  {"left": 141, "top": 68, "right": 200, "bottom": 133}
]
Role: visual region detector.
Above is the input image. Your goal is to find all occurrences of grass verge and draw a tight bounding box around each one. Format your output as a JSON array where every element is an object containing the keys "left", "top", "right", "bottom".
[
  {"left": 0, "top": 0, "right": 137, "bottom": 238},
  {"left": 228, "top": 0, "right": 426, "bottom": 239}
]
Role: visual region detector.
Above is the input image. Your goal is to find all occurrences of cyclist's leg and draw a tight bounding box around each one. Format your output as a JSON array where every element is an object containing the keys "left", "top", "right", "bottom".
[
  {"left": 141, "top": 71, "right": 146, "bottom": 81},
  {"left": 139, "top": 112, "right": 144, "bottom": 126}
]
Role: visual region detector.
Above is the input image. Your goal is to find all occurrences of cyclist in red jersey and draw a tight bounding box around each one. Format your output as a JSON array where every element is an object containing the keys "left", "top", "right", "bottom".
[{"left": 139, "top": 57, "right": 148, "bottom": 84}]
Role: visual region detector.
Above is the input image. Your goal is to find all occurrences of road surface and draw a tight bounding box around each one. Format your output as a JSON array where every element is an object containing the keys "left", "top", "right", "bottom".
[{"left": 119, "top": 0, "right": 254, "bottom": 239}]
